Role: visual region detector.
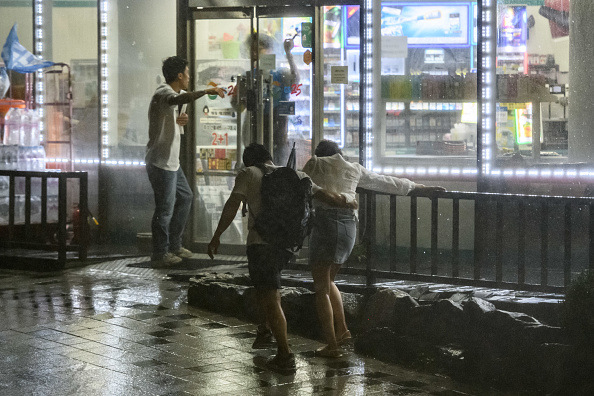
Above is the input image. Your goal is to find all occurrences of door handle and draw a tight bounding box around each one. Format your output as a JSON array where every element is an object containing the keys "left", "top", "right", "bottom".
[{"left": 246, "top": 90, "right": 257, "bottom": 112}]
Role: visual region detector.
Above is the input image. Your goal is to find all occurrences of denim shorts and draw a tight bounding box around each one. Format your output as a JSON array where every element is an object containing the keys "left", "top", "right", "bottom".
[
  {"left": 309, "top": 208, "right": 357, "bottom": 266},
  {"left": 247, "top": 244, "right": 294, "bottom": 290}
]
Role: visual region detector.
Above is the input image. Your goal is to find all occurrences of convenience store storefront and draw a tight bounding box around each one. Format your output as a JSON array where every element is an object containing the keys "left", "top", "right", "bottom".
[{"left": 0, "top": 0, "right": 586, "bottom": 254}]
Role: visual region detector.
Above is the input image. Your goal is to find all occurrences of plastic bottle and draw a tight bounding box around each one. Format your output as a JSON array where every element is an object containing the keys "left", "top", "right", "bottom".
[
  {"left": 25, "top": 147, "right": 34, "bottom": 171},
  {"left": 23, "top": 110, "right": 40, "bottom": 146},
  {"left": 4, "top": 107, "right": 22, "bottom": 146},
  {"left": 0, "top": 145, "right": 16, "bottom": 170},
  {"left": 17, "top": 146, "right": 26, "bottom": 170},
  {"left": 8, "top": 145, "right": 17, "bottom": 169},
  {"left": 20, "top": 110, "right": 32, "bottom": 146},
  {"left": 35, "top": 146, "right": 46, "bottom": 171}
]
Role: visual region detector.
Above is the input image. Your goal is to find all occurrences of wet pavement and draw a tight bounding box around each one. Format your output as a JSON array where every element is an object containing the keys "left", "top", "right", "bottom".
[{"left": 1, "top": 256, "right": 502, "bottom": 395}]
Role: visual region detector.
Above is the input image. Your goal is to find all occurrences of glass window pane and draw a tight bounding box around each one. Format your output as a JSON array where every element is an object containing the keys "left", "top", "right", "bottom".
[
  {"left": 495, "top": 3, "right": 569, "bottom": 164},
  {"left": 46, "top": 4, "right": 98, "bottom": 166},
  {"left": 378, "top": 2, "right": 477, "bottom": 169},
  {"left": 104, "top": 0, "right": 176, "bottom": 162},
  {"left": 193, "top": 17, "right": 251, "bottom": 244},
  {"left": 259, "top": 16, "right": 313, "bottom": 168},
  {"left": 0, "top": 2, "right": 33, "bottom": 101},
  {"left": 323, "top": 5, "right": 360, "bottom": 159}
]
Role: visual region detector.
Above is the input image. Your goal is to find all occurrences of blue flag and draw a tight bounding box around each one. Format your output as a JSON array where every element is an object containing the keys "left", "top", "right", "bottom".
[{"left": 1, "top": 23, "right": 54, "bottom": 73}]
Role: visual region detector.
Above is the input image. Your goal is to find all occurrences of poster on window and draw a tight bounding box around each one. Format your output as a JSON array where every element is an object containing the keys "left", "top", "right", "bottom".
[{"left": 381, "top": 3, "right": 470, "bottom": 47}]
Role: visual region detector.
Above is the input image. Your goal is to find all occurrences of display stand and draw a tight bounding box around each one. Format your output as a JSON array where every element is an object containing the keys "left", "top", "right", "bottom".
[{"left": 42, "top": 63, "right": 74, "bottom": 171}]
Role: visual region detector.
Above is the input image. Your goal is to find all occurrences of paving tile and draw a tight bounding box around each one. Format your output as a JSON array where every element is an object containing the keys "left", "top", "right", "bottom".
[{"left": 0, "top": 259, "right": 500, "bottom": 396}]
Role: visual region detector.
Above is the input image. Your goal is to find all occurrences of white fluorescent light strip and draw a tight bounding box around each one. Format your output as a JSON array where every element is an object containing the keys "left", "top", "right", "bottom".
[
  {"left": 481, "top": 0, "right": 495, "bottom": 177},
  {"left": 363, "top": 0, "right": 373, "bottom": 170},
  {"left": 34, "top": 1, "right": 44, "bottom": 137},
  {"left": 100, "top": 1, "right": 109, "bottom": 157}
]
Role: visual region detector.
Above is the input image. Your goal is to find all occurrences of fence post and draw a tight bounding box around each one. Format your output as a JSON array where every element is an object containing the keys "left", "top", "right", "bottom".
[
  {"left": 365, "top": 191, "right": 377, "bottom": 288},
  {"left": 431, "top": 196, "right": 438, "bottom": 276},
  {"left": 590, "top": 203, "right": 594, "bottom": 272},
  {"left": 496, "top": 199, "right": 503, "bottom": 283},
  {"left": 540, "top": 200, "right": 549, "bottom": 286},
  {"left": 473, "top": 196, "right": 483, "bottom": 281},
  {"left": 452, "top": 198, "right": 460, "bottom": 278},
  {"left": 518, "top": 200, "right": 526, "bottom": 285},
  {"left": 79, "top": 173, "right": 89, "bottom": 261},
  {"left": 564, "top": 203, "right": 572, "bottom": 288},
  {"left": 410, "top": 196, "right": 417, "bottom": 274},
  {"left": 58, "top": 175, "right": 68, "bottom": 264},
  {"left": 390, "top": 195, "right": 397, "bottom": 272}
]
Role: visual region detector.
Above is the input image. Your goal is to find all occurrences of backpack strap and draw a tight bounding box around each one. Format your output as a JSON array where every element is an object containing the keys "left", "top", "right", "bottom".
[
  {"left": 241, "top": 199, "right": 248, "bottom": 217},
  {"left": 254, "top": 163, "right": 269, "bottom": 175},
  {"left": 241, "top": 163, "right": 269, "bottom": 217}
]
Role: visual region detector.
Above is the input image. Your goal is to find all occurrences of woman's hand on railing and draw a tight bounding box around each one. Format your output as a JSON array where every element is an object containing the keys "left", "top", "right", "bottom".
[{"left": 409, "top": 184, "right": 446, "bottom": 196}]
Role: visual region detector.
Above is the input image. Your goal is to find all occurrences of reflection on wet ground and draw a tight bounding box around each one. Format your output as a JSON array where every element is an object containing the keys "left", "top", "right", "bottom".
[{"left": 0, "top": 257, "right": 499, "bottom": 395}]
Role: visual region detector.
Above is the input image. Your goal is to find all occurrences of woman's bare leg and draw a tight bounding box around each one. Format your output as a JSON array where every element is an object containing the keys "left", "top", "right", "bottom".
[
  {"left": 312, "top": 263, "right": 339, "bottom": 350},
  {"left": 329, "top": 264, "right": 349, "bottom": 341}
]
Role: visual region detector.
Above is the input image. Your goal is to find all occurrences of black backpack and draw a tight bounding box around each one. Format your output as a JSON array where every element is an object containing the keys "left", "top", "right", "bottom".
[{"left": 253, "top": 164, "right": 314, "bottom": 252}]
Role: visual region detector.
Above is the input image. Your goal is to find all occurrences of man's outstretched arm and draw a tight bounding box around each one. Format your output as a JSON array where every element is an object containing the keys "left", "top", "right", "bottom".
[
  {"left": 168, "top": 87, "right": 226, "bottom": 106},
  {"left": 207, "top": 193, "right": 243, "bottom": 259}
]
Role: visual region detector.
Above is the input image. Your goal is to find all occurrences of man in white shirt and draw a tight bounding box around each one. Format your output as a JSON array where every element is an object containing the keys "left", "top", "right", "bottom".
[
  {"left": 207, "top": 143, "right": 356, "bottom": 372},
  {"left": 146, "top": 56, "right": 225, "bottom": 266}
]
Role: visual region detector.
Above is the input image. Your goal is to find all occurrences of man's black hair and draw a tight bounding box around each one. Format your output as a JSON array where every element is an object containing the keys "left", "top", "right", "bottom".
[
  {"left": 242, "top": 33, "right": 277, "bottom": 57},
  {"left": 162, "top": 56, "right": 188, "bottom": 84},
  {"left": 243, "top": 143, "right": 272, "bottom": 167},
  {"left": 315, "top": 139, "right": 343, "bottom": 157}
]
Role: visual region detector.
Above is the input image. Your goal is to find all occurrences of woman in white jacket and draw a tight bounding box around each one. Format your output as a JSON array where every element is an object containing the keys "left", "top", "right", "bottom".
[{"left": 303, "top": 140, "right": 444, "bottom": 357}]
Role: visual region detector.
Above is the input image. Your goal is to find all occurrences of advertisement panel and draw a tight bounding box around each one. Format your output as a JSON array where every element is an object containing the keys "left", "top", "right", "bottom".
[
  {"left": 381, "top": 3, "right": 470, "bottom": 47},
  {"left": 498, "top": 6, "right": 527, "bottom": 53}
]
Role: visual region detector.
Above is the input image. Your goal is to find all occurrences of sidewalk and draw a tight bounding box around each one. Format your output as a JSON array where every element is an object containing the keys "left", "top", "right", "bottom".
[{"left": 0, "top": 256, "right": 501, "bottom": 395}]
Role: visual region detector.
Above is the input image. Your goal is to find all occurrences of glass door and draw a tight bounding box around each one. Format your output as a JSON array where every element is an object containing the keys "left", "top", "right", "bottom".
[
  {"left": 320, "top": 5, "right": 361, "bottom": 159},
  {"left": 190, "top": 6, "right": 314, "bottom": 249},
  {"left": 255, "top": 7, "right": 314, "bottom": 168}
]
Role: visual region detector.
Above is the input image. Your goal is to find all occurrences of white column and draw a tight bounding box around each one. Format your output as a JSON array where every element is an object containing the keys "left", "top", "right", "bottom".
[{"left": 569, "top": 0, "right": 594, "bottom": 162}]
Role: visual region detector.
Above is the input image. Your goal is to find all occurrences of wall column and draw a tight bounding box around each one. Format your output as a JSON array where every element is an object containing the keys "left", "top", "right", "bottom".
[{"left": 569, "top": 0, "right": 594, "bottom": 162}]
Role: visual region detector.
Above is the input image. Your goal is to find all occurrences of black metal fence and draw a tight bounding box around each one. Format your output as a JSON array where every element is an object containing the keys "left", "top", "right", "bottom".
[
  {"left": 288, "top": 188, "right": 594, "bottom": 293},
  {"left": 0, "top": 170, "right": 89, "bottom": 264},
  {"left": 351, "top": 188, "right": 594, "bottom": 293}
]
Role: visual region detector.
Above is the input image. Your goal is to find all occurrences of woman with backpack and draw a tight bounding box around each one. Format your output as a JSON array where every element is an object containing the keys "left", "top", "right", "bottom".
[{"left": 303, "top": 140, "right": 445, "bottom": 357}]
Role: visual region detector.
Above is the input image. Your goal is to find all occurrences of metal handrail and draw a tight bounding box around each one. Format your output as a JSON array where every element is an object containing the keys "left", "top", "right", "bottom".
[
  {"left": 286, "top": 188, "right": 594, "bottom": 293},
  {"left": 0, "top": 170, "right": 89, "bottom": 264},
  {"left": 355, "top": 188, "right": 594, "bottom": 293}
]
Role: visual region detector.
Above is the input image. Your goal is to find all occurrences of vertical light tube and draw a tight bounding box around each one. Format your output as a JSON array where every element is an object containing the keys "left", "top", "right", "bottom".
[
  {"left": 359, "top": 0, "right": 373, "bottom": 168},
  {"left": 33, "top": 0, "right": 45, "bottom": 139},
  {"left": 99, "top": 0, "right": 109, "bottom": 160},
  {"left": 478, "top": 0, "right": 497, "bottom": 184}
]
